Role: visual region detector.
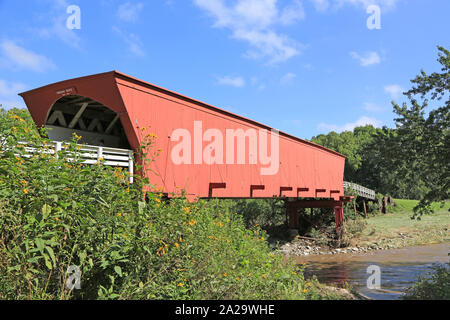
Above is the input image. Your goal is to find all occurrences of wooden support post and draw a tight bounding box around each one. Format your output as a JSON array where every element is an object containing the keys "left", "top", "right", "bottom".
[
  {"left": 334, "top": 205, "right": 344, "bottom": 239},
  {"left": 97, "top": 147, "right": 103, "bottom": 161},
  {"left": 128, "top": 150, "right": 134, "bottom": 184},
  {"left": 363, "top": 200, "right": 367, "bottom": 218},
  {"left": 286, "top": 202, "right": 298, "bottom": 229},
  {"left": 55, "top": 141, "right": 62, "bottom": 159}
]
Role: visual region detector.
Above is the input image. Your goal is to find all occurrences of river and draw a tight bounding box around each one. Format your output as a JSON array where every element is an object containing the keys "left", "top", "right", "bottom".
[{"left": 294, "top": 243, "right": 450, "bottom": 300}]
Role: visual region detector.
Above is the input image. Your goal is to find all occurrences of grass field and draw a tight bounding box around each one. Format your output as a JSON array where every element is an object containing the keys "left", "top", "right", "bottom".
[{"left": 353, "top": 199, "right": 450, "bottom": 249}]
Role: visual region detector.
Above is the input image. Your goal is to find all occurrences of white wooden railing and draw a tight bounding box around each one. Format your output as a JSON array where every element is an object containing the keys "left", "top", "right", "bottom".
[
  {"left": 343, "top": 181, "right": 375, "bottom": 200},
  {"left": 14, "top": 141, "right": 134, "bottom": 183}
]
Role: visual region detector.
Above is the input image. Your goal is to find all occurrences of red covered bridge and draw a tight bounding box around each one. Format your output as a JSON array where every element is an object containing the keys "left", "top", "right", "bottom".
[{"left": 19, "top": 71, "right": 352, "bottom": 232}]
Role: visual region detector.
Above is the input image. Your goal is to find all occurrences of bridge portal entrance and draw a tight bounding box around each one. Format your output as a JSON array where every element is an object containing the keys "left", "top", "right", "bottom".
[{"left": 45, "top": 95, "right": 130, "bottom": 149}]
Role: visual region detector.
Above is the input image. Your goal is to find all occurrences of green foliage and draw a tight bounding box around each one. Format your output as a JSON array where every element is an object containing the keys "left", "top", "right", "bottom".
[
  {"left": 230, "top": 199, "right": 285, "bottom": 228},
  {"left": 311, "top": 46, "right": 449, "bottom": 218},
  {"left": 311, "top": 125, "right": 378, "bottom": 182},
  {"left": 404, "top": 264, "right": 450, "bottom": 300},
  {"left": 391, "top": 46, "right": 450, "bottom": 216},
  {"left": 0, "top": 108, "right": 334, "bottom": 300}
]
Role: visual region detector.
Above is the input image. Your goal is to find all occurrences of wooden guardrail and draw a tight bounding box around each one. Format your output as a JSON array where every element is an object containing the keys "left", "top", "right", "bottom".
[
  {"left": 12, "top": 141, "right": 134, "bottom": 183},
  {"left": 343, "top": 181, "right": 376, "bottom": 200}
]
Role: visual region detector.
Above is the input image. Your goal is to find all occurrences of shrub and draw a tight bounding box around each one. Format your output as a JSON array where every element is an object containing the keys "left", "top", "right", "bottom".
[
  {"left": 0, "top": 109, "right": 338, "bottom": 300},
  {"left": 403, "top": 264, "right": 450, "bottom": 300},
  {"left": 230, "top": 199, "right": 285, "bottom": 229}
]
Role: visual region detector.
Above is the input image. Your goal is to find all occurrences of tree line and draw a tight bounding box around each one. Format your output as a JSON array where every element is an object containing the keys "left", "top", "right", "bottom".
[{"left": 311, "top": 46, "right": 449, "bottom": 216}]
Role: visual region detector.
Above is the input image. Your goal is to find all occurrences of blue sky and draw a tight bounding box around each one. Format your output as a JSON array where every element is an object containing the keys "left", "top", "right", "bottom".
[{"left": 0, "top": 0, "right": 448, "bottom": 139}]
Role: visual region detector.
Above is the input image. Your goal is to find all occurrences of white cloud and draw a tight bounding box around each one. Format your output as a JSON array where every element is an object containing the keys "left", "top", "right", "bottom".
[
  {"left": 193, "top": 0, "right": 305, "bottom": 64},
  {"left": 112, "top": 27, "right": 145, "bottom": 57},
  {"left": 0, "top": 41, "right": 56, "bottom": 72},
  {"left": 280, "top": 72, "right": 296, "bottom": 85},
  {"left": 384, "top": 84, "right": 405, "bottom": 99},
  {"left": 350, "top": 51, "right": 381, "bottom": 66},
  {"left": 309, "top": 0, "right": 330, "bottom": 11},
  {"left": 216, "top": 75, "right": 246, "bottom": 88},
  {"left": 235, "top": 29, "right": 301, "bottom": 64},
  {"left": 117, "top": 2, "right": 144, "bottom": 22},
  {"left": 318, "top": 116, "right": 382, "bottom": 132},
  {"left": 250, "top": 77, "right": 266, "bottom": 90},
  {"left": 310, "top": 0, "right": 400, "bottom": 11},
  {"left": 363, "top": 102, "right": 384, "bottom": 112},
  {"left": 0, "top": 80, "right": 27, "bottom": 97},
  {"left": 37, "top": 0, "right": 82, "bottom": 49},
  {"left": 0, "top": 79, "right": 27, "bottom": 109},
  {"left": 280, "top": 0, "right": 306, "bottom": 25}
]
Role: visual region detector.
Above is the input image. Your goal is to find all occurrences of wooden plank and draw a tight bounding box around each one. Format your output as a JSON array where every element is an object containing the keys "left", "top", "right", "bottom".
[
  {"left": 68, "top": 103, "right": 88, "bottom": 129},
  {"left": 87, "top": 118, "right": 104, "bottom": 133},
  {"left": 47, "top": 111, "right": 67, "bottom": 127},
  {"left": 105, "top": 114, "right": 120, "bottom": 134}
]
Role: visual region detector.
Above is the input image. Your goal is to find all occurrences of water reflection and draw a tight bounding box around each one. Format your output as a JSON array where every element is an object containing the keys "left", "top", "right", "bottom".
[{"left": 294, "top": 243, "right": 450, "bottom": 300}]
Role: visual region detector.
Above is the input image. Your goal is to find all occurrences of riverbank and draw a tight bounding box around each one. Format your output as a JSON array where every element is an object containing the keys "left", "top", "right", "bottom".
[
  {"left": 352, "top": 199, "right": 449, "bottom": 251},
  {"left": 274, "top": 199, "right": 450, "bottom": 257}
]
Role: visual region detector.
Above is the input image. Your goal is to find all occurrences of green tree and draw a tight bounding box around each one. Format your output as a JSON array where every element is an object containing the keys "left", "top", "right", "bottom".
[
  {"left": 311, "top": 125, "right": 378, "bottom": 182},
  {"left": 391, "top": 46, "right": 449, "bottom": 216}
]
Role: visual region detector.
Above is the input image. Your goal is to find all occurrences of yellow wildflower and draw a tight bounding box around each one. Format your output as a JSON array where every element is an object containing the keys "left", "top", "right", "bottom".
[
  {"left": 188, "top": 220, "right": 196, "bottom": 226},
  {"left": 23, "top": 189, "right": 29, "bottom": 194}
]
